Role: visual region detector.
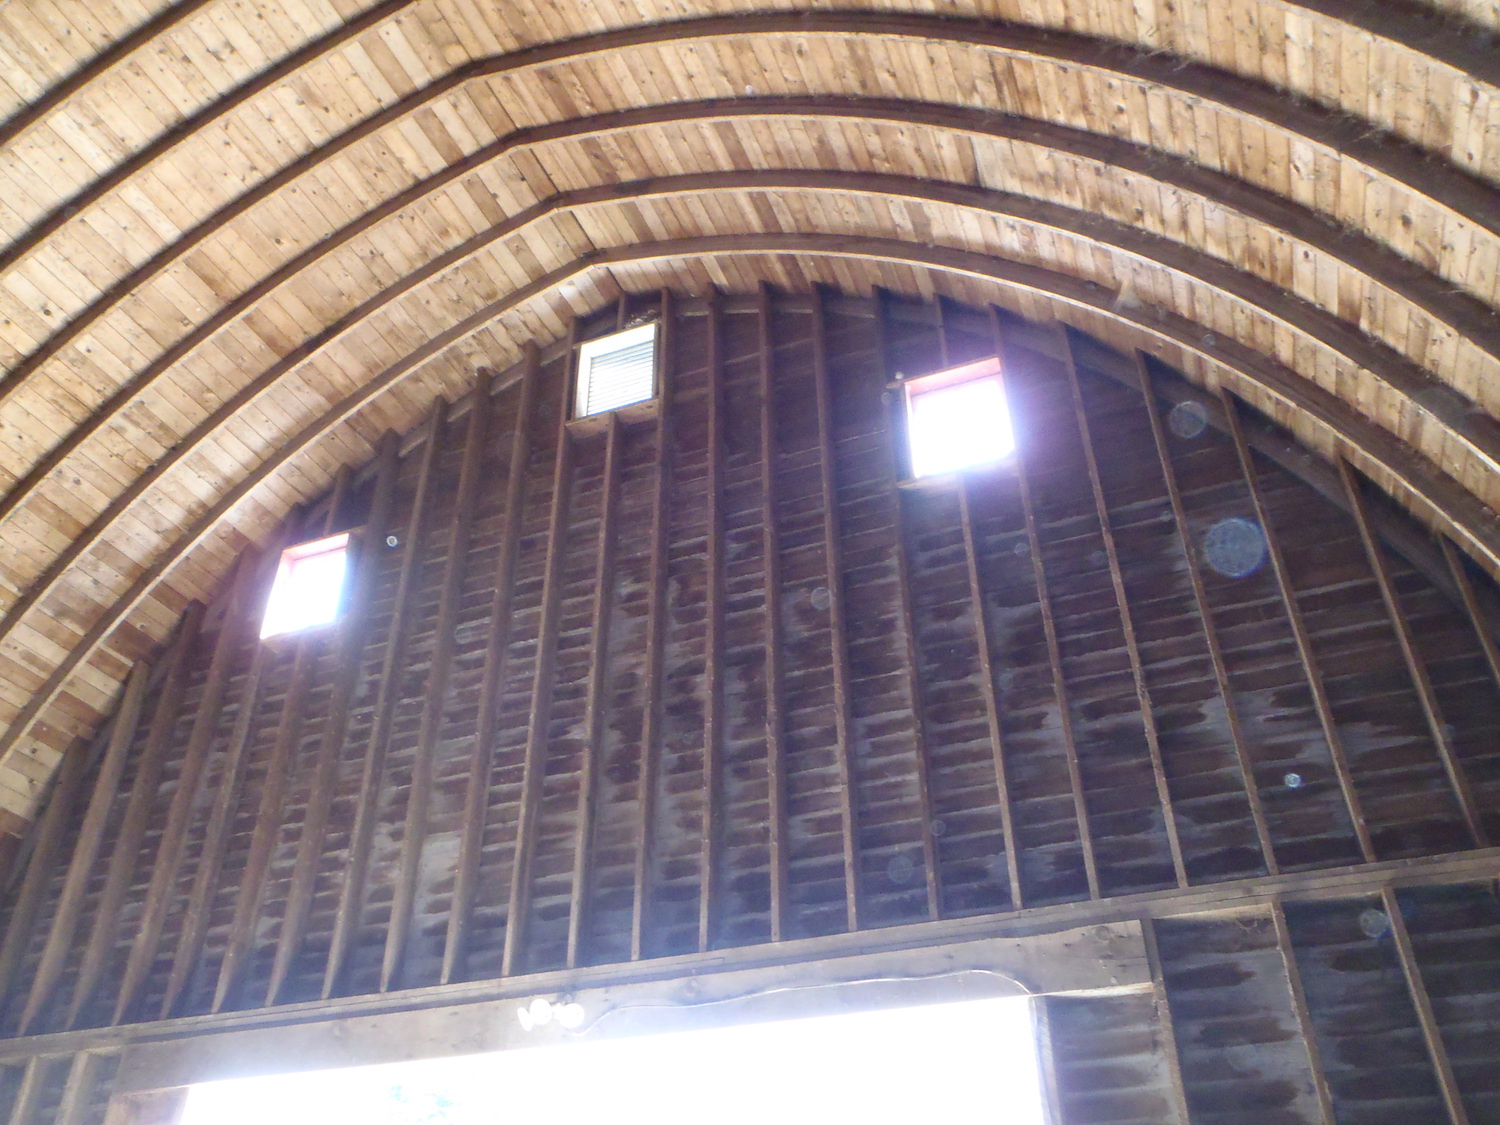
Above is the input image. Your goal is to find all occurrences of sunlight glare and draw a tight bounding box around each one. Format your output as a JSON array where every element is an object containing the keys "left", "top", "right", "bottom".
[
  {"left": 182, "top": 996, "right": 1046, "bottom": 1125},
  {"left": 908, "top": 375, "right": 1015, "bottom": 478}
]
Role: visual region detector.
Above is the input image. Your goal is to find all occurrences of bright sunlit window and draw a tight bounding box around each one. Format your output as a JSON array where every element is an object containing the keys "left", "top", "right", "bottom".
[
  {"left": 260, "top": 533, "right": 350, "bottom": 639},
  {"left": 905, "top": 356, "right": 1016, "bottom": 478},
  {"left": 182, "top": 996, "right": 1047, "bottom": 1125},
  {"left": 575, "top": 321, "right": 658, "bottom": 418}
]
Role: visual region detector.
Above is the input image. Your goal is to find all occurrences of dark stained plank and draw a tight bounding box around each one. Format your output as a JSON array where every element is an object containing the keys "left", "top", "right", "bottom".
[
  {"left": 65, "top": 603, "right": 203, "bottom": 1028},
  {"left": 1221, "top": 392, "right": 1377, "bottom": 864},
  {"left": 443, "top": 351, "right": 539, "bottom": 984},
  {"left": 114, "top": 556, "right": 261, "bottom": 1024},
  {"left": 631, "top": 296, "right": 676, "bottom": 960},
  {"left": 383, "top": 383, "right": 493, "bottom": 992},
  {"left": 268, "top": 434, "right": 402, "bottom": 1004},
  {"left": 1134, "top": 352, "right": 1277, "bottom": 877},
  {"left": 322, "top": 407, "right": 447, "bottom": 998},
  {"left": 16, "top": 662, "right": 152, "bottom": 1034},
  {"left": 502, "top": 329, "right": 577, "bottom": 977},
  {"left": 992, "top": 308, "right": 1099, "bottom": 901}
]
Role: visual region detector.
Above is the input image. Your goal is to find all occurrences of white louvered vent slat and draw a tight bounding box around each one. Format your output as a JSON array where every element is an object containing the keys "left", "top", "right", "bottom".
[{"left": 576, "top": 323, "right": 657, "bottom": 417}]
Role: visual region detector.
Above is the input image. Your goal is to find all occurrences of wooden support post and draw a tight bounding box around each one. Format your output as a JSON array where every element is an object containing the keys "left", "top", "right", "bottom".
[
  {"left": 0, "top": 740, "right": 90, "bottom": 1010},
  {"left": 812, "top": 285, "right": 862, "bottom": 932},
  {"left": 18, "top": 662, "right": 151, "bottom": 1034},
  {"left": 502, "top": 333, "right": 576, "bottom": 978},
  {"left": 158, "top": 539, "right": 288, "bottom": 1019},
  {"left": 1135, "top": 352, "right": 1277, "bottom": 876},
  {"left": 991, "top": 309, "right": 1099, "bottom": 900},
  {"left": 1381, "top": 886, "right": 1471, "bottom": 1125},
  {"left": 115, "top": 555, "right": 261, "bottom": 1024},
  {"left": 322, "top": 406, "right": 445, "bottom": 999},
  {"left": 697, "top": 291, "right": 726, "bottom": 954},
  {"left": 757, "top": 282, "right": 793, "bottom": 939},
  {"left": 1141, "top": 917, "right": 1194, "bottom": 1125},
  {"left": 1270, "top": 900, "right": 1338, "bottom": 1125},
  {"left": 1062, "top": 330, "right": 1187, "bottom": 889},
  {"left": 630, "top": 294, "right": 674, "bottom": 960},
  {"left": 957, "top": 478, "right": 1023, "bottom": 909},
  {"left": 442, "top": 350, "right": 539, "bottom": 984},
  {"left": 383, "top": 383, "right": 492, "bottom": 992},
  {"left": 1221, "top": 390, "right": 1376, "bottom": 863},
  {"left": 568, "top": 414, "right": 623, "bottom": 968},
  {"left": 872, "top": 287, "right": 942, "bottom": 921},
  {"left": 1441, "top": 538, "right": 1500, "bottom": 694},
  {"left": 213, "top": 472, "right": 352, "bottom": 1014},
  {"left": 268, "top": 436, "right": 402, "bottom": 1004},
  {"left": 1340, "top": 461, "right": 1487, "bottom": 847}
]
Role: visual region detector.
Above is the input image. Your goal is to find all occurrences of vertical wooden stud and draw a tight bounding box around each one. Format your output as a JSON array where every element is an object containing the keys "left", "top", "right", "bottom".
[
  {"left": 159, "top": 533, "right": 292, "bottom": 1018},
  {"left": 1441, "top": 537, "right": 1500, "bottom": 693},
  {"left": 8, "top": 1056, "right": 45, "bottom": 1125},
  {"left": 52, "top": 1051, "right": 102, "bottom": 1125},
  {"left": 1381, "top": 886, "right": 1471, "bottom": 1125},
  {"left": 1222, "top": 390, "right": 1376, "bottom": 863},
  {"left": 630, "top": 293, "right": 674, "bottom": 960},
  {"left": 115, "top": 555, "right": 262, "bottom": 1023},
  {"left": 568, "top": 413, "right": 622, "bottom": 967},
  {"left": 1341, "top": 461, "right": 1486, "bottom": 847},
  {"left": 0, "top": 740, "right": 90, "bottom": 1009},
  {"left": 1061, "top": 330, "right": 1187, "bottom": 889},
  {"left": 1135, "top": 353, "right": 1277, "bottom": 876},
  {"left": 872, "top": 287, "right": 942, "bottom": 921},
  {"left": 442, "top": 350, "right": 539, "bottom": 984},
  {"left": 67, "top": 602, "right": 203, "bottom": 1027},
  {"left": 991, "top": 308, "right": 1099, "bottom": 900},
  {"left": 1141, "top": 917, "right": 1194, "bottom": 1125},
  {"left": 1270, "top": 900, "right": 1338, "bottom": 1125},
  {"left": 268, "top": 434, "right": 402, "bottom": 1003},
  {"left": 757, "top": 282, "right": 793, "bottom": 939},
  {"left": 502, "top": 330, "right": 576, "bottom": 977},
  {"left": 18, "top": 662, "right": 151, "bottom": 1034},
  {"left": 322, "top": 406, "right": 446, "bottom": 999},
  {"left": 957, "top": 478, "right": 1023, "bottom": 908},
  {"left": 698, "top": 290, "right": 726, "bottom": 953},
  {"left": 212, "top": 472, "right": 352, "bottom": 1013},
  {"left": 811, "top": 285, "right": 861, "bottom": 931},
  {"left": 383, "top": 381, "right": 493, "bottom": 992}
]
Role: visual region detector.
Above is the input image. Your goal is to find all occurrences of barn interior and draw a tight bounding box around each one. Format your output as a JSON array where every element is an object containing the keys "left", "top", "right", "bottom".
[{"left": 0, "top": 2, "right": 1497, "bottom": 1123}]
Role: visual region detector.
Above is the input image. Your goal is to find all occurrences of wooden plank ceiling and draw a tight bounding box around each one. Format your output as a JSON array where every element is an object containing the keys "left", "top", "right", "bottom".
[{"left": 0, "top": 0, "right": 1498, "bottom": 831}]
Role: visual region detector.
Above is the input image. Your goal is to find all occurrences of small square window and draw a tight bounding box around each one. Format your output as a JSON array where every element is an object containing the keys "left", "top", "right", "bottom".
[
  {"left": 904, "top": 356, "right": 1016, "bottom": 478},
  {"left": 575, "top": 322, "right": 658, "bottom": 418},
  {"left": 260, "top": 533, "right": 350, "bottom": 639}
]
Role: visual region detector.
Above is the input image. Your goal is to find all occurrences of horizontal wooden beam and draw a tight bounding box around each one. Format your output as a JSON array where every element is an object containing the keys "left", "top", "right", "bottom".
[
  {"left": 2, "top": 844, "right": 1496, "bottom": 1061},
  {"left": 5, "top": 231, "right": 1498, "bottom": 781}
]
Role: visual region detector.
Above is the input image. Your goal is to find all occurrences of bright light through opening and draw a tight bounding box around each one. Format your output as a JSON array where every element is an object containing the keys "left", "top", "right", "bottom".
[
  {"left": 260, "top": 533, "right": 349, "bottom": 639},
  {"left": 182, "top": 996, "right": 1046, "bottom": 1125},
  {"left": 906, "top": 358, "right": 1016, "bottom": 478}
]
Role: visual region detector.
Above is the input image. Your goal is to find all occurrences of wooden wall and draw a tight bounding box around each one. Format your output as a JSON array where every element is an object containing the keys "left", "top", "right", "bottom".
[{"left": 0, "top": 288, "right": 1498, "bottom": 1124}]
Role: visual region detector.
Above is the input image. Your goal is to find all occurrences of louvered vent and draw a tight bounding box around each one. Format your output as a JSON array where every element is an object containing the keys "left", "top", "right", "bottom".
[{"left": 575, "top": 322, "right": 658, "bottom": 418}]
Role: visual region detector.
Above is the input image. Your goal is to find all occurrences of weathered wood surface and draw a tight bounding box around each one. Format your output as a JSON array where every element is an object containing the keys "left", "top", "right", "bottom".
[
  {"left": 3, "top": 291, "right": 1498, "bottom": 1076},
  {"left": 1, "top": 0, "right": 1500, "bottom": 840}
]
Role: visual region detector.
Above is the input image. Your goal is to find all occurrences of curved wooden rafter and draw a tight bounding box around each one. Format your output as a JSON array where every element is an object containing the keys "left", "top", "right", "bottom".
[
  {"left": 1, "top": 230, "right": 1496, "bottom": 770},
  {"left": 7, "top": 100, "right": 1500, "bottom": 594},
  {"left": 4, "top": 167, "right": 1499, "bottom": 648},
  {"left": 3, "top": 9, "right": 1498, "bottom": 364}
]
